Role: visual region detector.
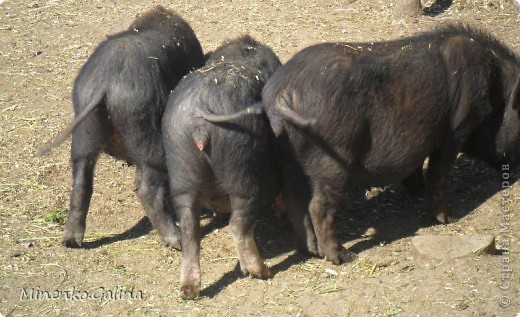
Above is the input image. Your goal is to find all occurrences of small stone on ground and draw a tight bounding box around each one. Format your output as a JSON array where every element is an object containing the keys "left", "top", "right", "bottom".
[{"left": 412, "top": 234, "right": 496, "bottom": 260}]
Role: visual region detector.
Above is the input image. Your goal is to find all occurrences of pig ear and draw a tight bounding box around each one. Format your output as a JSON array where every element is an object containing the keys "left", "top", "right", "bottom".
[{"left": 509, "top": 74, "right": 520, "bottom": 112}]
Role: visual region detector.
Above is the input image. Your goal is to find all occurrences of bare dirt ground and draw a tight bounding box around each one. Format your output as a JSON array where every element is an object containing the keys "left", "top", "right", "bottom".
[{"left": 1, "top": 0, "right": 519, "bottom": 316}]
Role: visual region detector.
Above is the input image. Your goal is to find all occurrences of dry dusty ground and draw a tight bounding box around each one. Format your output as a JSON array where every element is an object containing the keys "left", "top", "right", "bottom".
[{"left": 1, "top": 0, "right": 519, "bottom": 316}]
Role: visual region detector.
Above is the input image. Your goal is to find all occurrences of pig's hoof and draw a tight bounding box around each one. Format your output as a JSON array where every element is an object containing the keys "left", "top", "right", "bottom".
[
  {"left": 180, "top": 284, "right": 200, "bottom": 300},
  {"left": 161, "top": 235, "right": 181, "bottom": 251},
  {"left": 297, "top": 247, "right": 319, "bottom": 258},
  {"left": 159, "top": 224, "right": 182, "bottom": 250},
  {"left": 62, "top": 230, "right": 84, "bottom": 248},
  {"left": 324, "top": 247, "right": 357, "bottom": 265},
  {"left": 242, "top": 263, "right": 272, "bottom": 279},
  {"left": 435, "top": 212, "right": 447, "bottom": 224},
  {"left": 432, "top": 202, "right": 459, "bottom": 225},
  {"left": 434, "top": 210, "right": 459, "bottom": 225},
  {"left": 295, "top": 237, "right": 319, "bottom": 257},
  {"left": 62, "top": 238, "right": 83, "bottom": 248},
  {"left": 435, "top": 213, "right": 459, "bottom": 224},
  {"left": 306, "top": 239, "right": 319, "bottom": 257}
]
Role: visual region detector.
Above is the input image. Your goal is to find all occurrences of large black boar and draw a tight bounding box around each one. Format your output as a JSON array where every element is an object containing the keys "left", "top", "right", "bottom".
[
  {"left": 162, "top": 35, "right": 281, "bottom": 299},
  {"left": 263, "top": 25, "right": 520, "bottom": 264},
  {"left": 38, "top": 6, "right": 205, "bottom": 249}
]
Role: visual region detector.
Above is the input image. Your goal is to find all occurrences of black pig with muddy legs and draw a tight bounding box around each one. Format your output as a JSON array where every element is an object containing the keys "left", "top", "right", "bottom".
[
  {"left": 39, "top": 6, "right": 205, "bottom": 249},
  {"left": 263, "top": 25, "right": 520, "bottom": 265},
  {"left": 162, "top": 35, "right": 281, "bottom": 299}
]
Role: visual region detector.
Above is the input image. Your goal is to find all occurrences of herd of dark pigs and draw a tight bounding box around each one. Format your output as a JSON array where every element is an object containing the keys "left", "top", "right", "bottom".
[{"left": 39, "top": 6, "right": 520, "bottom": 299}]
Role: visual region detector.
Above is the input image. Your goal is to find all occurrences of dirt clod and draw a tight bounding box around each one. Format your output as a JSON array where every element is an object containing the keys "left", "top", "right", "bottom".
[{"left": 411, "top": 234, "right": 497, "bottom": 260}]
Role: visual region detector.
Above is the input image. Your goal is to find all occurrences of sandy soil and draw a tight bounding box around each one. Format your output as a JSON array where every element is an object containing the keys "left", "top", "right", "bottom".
[{"left": 0, "top": 0, "right": 519, "bottom": 316}]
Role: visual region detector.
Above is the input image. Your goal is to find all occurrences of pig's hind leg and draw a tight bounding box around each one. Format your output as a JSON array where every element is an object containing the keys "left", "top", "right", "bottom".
[
  {"left": 114, "top": 109, "right": 181, "bottom": 249},
  {"left": 175, "top": 193, "right": 202, "bottom": 300},
  {"left": 229, "top": 196, "right": 271, "bottom": 279},
  {"left": 278, "top": 135, "right": 319, "bottom": 256},
  {"left": 425, "top": 144, "right": 460, "bottom": 224},
  {"left": 308, "top": 181, "right": 357, "bottom": 265},
  {"left": 63, "top": 109, "right": 109, "bottom": 247},
  {"left": 134, "top": 165, "right": 181, "bottom": 249}
]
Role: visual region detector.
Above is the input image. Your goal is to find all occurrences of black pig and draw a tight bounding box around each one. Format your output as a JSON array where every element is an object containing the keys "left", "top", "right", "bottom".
[
  {"left": 38, "top": 6, "right": 205, "bottom": 249},
  {"left": 263, "top": 25, "right": 520, "bottom": 264},
  {"left": 162, "top": 35, "right": 281, "bottom": 299}
]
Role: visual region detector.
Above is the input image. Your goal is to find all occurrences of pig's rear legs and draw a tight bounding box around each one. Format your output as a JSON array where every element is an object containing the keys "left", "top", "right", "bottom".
[
  {"left": 63, "top": 154, "right": 98, "bottom": 247},
  {"left": 135, "top": 165, "right": 181, "bottom": 249},
  {"left": 308, "top": 183, "right": 357, "bottom": 265},
  {"left": 176, "top": 193, "right": 202, "bottom": 300},
  {"left": 229, "top": 196, "right": 270, "bottom": 279},
  {"left": 63, "top": 114, "right": 107, "bottom": 247}
]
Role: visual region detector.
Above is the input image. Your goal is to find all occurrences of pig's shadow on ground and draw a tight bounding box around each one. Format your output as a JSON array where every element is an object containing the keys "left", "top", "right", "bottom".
[
  {"left": 82, "top": 211, "right": 228, "bottom": 249},
  {"left": 82, "top": 154, "right": 511, "bottom": 297},
  {"left": 260, "top": 155, "right": 507, "bottom": 260},
  {"left": 82, "top": 216, "right": 152, "bottom": 249},
  {"left": 202, "top": 154, "right": 512, "bottom": 298}
]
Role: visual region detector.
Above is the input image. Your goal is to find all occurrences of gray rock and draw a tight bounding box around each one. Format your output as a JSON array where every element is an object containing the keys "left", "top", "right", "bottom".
[{"left": 412, "top": 234, "right": 496, "bottom": 260}]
